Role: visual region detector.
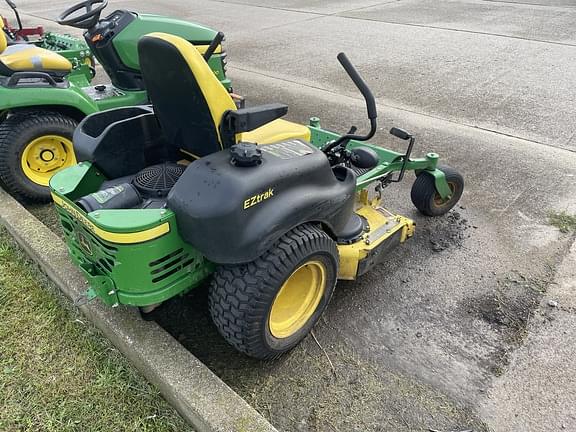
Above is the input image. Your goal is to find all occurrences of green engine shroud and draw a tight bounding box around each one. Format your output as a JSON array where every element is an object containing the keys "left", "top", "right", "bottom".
[{"left": 51, "top": 162, "right": 214, "bottom": 307}]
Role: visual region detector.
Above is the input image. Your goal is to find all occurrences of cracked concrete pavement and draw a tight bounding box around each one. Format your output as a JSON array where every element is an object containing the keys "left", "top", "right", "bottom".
[{"left": 3, "top": 0, "right": 576, "bottom": 431}]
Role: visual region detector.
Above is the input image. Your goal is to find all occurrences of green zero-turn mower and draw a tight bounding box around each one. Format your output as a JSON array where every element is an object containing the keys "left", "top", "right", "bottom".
[
  {"left": 0, "top": 0, "right": 230, "bottom": 203},
  {"left": 49, "top": 33, "right": 464, "bottom": 359}
]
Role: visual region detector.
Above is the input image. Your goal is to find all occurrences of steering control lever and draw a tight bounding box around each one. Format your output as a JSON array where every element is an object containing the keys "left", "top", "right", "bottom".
[
  {"left": 389, "top": 127, "right": 416, "bottom": 183},
  {"left": 337, "top": 52, "right": 377, "bottom": 121},
  {"left": 323, "top": 52, "right": 377, "bottom": 155}
]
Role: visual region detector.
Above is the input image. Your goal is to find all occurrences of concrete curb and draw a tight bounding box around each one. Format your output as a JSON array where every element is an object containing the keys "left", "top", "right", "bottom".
[{"left": 0, "top": 188, "right": 277, "bottom": 432}]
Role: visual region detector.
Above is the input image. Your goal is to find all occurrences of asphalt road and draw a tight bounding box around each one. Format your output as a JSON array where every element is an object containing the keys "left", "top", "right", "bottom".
[{"left": 4, "top": 1, "right": 576, "bottom": 431}]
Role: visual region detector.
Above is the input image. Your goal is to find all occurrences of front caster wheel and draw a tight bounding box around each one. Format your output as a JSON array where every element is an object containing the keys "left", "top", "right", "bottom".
[
  {"left": 411, "top": 165, "right": 464, "bottom": 216},
  {"left": 209, "top": 224, "right": 338, "bottom": 360}
]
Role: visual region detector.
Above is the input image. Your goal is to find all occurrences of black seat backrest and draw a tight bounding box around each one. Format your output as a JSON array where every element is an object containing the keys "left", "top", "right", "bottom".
[{"left": 137, "top": 32, "right": 238, "bottom": 158}]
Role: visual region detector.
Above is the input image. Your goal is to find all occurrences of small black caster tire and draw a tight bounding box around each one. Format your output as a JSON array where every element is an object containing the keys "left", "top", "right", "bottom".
[
  {"left": 411, "top": 165, "right": 464, "bottom": 216},
  {"left": 209, "top": 224, "right": 338, "bottom": 360}
]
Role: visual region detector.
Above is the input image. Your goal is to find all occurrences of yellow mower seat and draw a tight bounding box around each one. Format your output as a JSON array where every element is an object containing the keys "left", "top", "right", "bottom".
[
  {"left": 0, "top": 45, "right": 72, "bottom": 76},
  {"left": 138, "top": 32, "right": 310, "bottom": 158},
  {"left": 0, "top": 26, "right": 72, "bottom": 76}
]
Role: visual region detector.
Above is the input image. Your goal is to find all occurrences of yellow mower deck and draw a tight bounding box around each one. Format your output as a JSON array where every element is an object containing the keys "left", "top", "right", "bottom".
[{"left": 338, "top": 191, "right": 415, "bottom": 280}]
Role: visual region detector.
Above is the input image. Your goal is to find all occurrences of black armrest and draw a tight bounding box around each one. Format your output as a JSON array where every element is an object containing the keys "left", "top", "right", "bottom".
[{"left": 219, "top": 103, "right": 288, "bottom": 147}]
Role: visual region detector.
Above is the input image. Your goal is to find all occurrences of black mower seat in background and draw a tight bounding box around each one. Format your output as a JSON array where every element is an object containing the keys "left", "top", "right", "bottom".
[
  {"left": 0, "top": 21, "right": 72, "bottom": 76},
  {"left": 137, "top": 32, "right": 310, "bottom": 158}
]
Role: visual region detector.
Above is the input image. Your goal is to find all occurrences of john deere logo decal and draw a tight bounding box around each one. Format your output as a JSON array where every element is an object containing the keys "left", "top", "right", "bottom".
[{"left": 77, "top": 232, "right": 93, "bottom": 256}]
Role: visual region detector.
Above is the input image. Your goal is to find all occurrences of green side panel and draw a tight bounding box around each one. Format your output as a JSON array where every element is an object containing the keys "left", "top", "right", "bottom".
[
  {"left": 0, "top": 81, "right": 97, "bottom": 114},
  {"left": 56, "top": 202, "right": 212, "bottom": 306},
  {"left": 90, "top": 209, "right": 170, "bottom": 233},
  {"left": 113, "top": 14, "right": 218, "bottom": 70},
  {"left": 50, "top": 162, "right": 212, "bottom": 307},
  {"left": 66, "top": 70, "right": 92, "bottom": 88},
  {"left": 50, "top": 161, "right": 105, "bottom": 199},
  {"left": 93, "top": 90, "right": 148, "bottom": 111},
  {"left": 0, "top": 78, "right": 146, "bottom": 115}
]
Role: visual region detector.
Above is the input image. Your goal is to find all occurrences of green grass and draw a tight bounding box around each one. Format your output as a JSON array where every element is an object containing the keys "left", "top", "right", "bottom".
[
  {"left": 548, "top": 211, "right": 576, "bottom": 233},
  {"left": 0, "top": 228, "right": 194, "bottom": 432}
]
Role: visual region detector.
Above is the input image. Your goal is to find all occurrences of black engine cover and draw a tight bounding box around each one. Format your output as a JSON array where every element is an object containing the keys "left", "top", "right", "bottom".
[{"left": 167, "top": 140, "right": 356, "bottom": 264}]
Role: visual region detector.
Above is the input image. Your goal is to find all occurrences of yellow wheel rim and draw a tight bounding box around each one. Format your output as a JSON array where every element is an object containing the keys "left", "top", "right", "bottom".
[
  {"left": 269, "top": 260, "right": 326, "bottom": 339},
  {"left": 20, "top": 135, "right": 76, "bottom": 186}
]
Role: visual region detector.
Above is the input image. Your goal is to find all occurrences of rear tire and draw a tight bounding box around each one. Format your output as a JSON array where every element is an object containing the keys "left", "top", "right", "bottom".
[
  {"left": 411, "top": 165, "right": 464, "bottom": 216},
  {"left": 209, "top": 224, "right": 338, "bottom": 360},
  {"left": 0, "top": 111, "right": 77, "bottom": 203}
]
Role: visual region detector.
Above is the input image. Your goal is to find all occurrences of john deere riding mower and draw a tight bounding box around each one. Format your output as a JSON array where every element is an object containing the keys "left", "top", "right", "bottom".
[
  {"left": 50, "top": 33, "right": 464, "bottom": 359},
  {"left": 0, "top": 0, "right": 230, "bottom": 203}
]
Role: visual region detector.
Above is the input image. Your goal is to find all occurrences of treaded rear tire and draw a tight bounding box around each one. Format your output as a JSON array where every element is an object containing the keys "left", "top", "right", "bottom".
[
  {"left": 0, "top": 111, "right": 77, "bottom": 203},
  {"left": 209, "top": 224, "right": 338, "bottom": 360},
  {"left": 411, "top": 165, "right": 464, "bottom": 216}
]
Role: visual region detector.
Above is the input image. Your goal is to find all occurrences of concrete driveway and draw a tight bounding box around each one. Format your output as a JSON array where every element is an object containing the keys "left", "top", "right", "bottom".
[{"left": 4, "top": 0, "right": 576, "bottom": 430}]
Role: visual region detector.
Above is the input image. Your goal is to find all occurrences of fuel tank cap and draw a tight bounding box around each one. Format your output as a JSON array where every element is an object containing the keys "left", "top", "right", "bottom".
[{"left": 230, "top": 142, "right": 262, "bottom": 167}]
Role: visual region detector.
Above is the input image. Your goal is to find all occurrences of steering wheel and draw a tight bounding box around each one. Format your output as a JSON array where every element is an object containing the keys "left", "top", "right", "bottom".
[{"left": 57, "top": 0, "right": 108, "bottom": 29}]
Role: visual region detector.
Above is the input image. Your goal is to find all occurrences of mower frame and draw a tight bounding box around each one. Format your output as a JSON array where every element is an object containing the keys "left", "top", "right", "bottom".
[
  {"left": 308, "top": 121, "right": 452, "bottom": 199},
  {"left": 50, "top": 115, "right": 452, "bottom": 307}
]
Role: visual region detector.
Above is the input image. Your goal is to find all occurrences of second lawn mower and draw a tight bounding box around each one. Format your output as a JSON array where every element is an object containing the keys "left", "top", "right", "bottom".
[
  {"left": 50, "top": 33, "right": 464, "bottom": 359},
  {"left": 1, "top": 0, "right": 94, "bottom": 84},
  {"left": 0, "top": 0, "right": 230, "bottom": 203}
]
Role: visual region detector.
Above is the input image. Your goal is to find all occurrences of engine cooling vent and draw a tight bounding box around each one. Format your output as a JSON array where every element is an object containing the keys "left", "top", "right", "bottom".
[{"left": 132, "top": 163, "right": 185, "bottom": 198}]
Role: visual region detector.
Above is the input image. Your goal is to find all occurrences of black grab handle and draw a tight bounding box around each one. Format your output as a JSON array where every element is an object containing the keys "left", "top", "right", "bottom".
[
  {"left": 6, "top": 71, "right": 60, "bottom": 88},
  {"left": 337, "top": 52, "right": 377, "bottom": 120}
]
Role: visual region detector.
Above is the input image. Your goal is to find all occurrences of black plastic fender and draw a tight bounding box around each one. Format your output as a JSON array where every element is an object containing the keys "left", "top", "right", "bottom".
[{"left": 167, "top": 140, "right": 356, "bottom": 264}]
